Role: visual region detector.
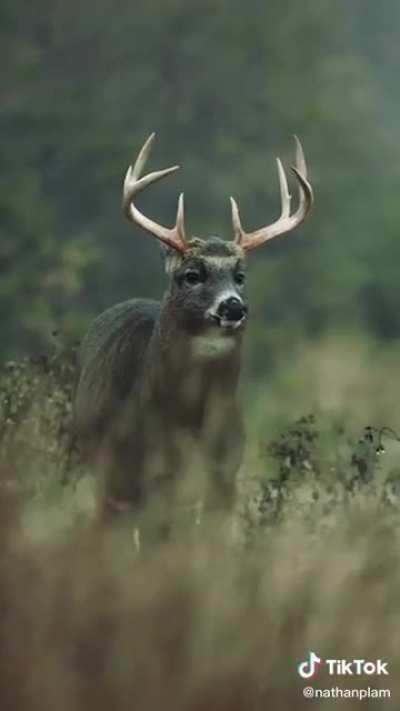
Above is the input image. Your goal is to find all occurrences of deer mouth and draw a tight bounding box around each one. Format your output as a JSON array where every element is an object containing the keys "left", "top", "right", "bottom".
[{"left": 207, "top": 313, "right": 247, "bottom": 332}]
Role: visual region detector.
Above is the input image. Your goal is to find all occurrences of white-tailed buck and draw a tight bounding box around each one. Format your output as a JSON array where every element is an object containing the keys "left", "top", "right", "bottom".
[{"left": 75, "top": 134, "right": 313, "bottom": 524}]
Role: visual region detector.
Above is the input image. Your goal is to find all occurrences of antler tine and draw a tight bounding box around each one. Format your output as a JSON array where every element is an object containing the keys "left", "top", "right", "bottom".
[
  {"left": 176, "top": 192, "right": 186, "bottom": 240},
  {"left": 230, "top": 196, "right": 244, "bottom": 245},
  {"left": 232, "top": 136, "right": 313, "bottom": 252},
  {"left": 231, "top": 158, "right": 291, "bottom": 245},
  {"left": 294, "top": 134, "right": 307, "bottom": 177},
  {"left": 276, "top": 158, "right": 291, "bottom": 219},
  {"left": 122, "top": 133, "right": 188, "bottom": 253},
  {"left": 291, "top": 134, "right": 310, "bottom": 214},
  {"left": 131, "top": 132, "right": 156, "bottom": 179}
]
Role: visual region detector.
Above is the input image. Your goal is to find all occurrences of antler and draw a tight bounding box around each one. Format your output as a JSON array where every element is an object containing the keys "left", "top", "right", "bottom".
[
  {"left": 123, "top": 133, "right": 188, "bottom": 253},
  {"left": 230, "top": 136, "right": 314, "bottom": 252}
]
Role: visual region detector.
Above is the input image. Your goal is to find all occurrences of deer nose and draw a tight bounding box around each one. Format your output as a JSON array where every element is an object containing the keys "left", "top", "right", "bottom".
[{"left": 217, "top": 296, "right": 247, "bottom": 322}]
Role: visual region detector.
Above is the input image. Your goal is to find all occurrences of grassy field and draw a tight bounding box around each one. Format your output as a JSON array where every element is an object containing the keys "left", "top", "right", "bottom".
[{"left": 0, "top": 334, "right": 399, "bottom": 710}]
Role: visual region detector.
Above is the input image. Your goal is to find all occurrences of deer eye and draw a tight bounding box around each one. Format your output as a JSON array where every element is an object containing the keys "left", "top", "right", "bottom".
[
  {"left": 234, "top": 272, "right": 246, "bottom": 286},
  {"left": 184, "top": 269, "right": 203, "bottom": 285}
]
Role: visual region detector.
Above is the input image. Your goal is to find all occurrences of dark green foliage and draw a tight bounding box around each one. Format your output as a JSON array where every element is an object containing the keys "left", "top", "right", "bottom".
[
  {"left": 267, "top": 414, "right": 320, "bottom": 485},
  {"left": 246, "top": 415, "right": 400, "bottom": 532},
  {"left": 2, "top": 0, "right": 400, "bottom": 364},
  {"left": 0, "top": 346, "right": 79, "bottom": 495}
]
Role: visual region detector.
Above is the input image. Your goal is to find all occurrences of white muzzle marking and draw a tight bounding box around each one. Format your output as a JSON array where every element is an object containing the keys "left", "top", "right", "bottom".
[
  {"left": 206, "top": 290, "right": 243, "bottom": 319},
  {"left": 191, "top": 334, "right": 236, "bottom": 359}
]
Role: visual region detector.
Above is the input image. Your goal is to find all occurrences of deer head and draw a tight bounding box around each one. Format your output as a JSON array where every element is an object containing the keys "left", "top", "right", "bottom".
[{"left": 122, "top": 134, "right": 313, "bottom": 347}]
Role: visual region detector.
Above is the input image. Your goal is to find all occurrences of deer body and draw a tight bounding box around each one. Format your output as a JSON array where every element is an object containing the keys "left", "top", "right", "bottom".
[
  {"left": 74, "top": 134, "right": 313, "bottom": 521},
  {"left": 77, "top": 296, "right": 244, "bottom": 514}
]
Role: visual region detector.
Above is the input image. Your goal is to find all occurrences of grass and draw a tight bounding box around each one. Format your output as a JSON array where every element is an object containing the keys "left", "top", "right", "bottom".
[{"left": 0, "top": 333, "right": 399, "bottom": 709}]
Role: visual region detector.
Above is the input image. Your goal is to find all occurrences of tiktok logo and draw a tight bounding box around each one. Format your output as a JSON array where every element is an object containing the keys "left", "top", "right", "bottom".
[{"left": 297, "top": 651, "right": 322, "bottom": 679}]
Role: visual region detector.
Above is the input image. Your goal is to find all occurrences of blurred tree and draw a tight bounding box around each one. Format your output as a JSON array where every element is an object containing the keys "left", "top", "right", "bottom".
[{"left": 1, "top": 0, "right": 399, "bottom": 363}]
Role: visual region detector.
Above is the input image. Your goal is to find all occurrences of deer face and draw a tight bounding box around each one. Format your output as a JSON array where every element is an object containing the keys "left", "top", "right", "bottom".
[
  {"left": 164, "top": 237, "right": 248, "bottom": 338},
  {"left": 122, "top": 132, "right": 313, "bottom": 354}
]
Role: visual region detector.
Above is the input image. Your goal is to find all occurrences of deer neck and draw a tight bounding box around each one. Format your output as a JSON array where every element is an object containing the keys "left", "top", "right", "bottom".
[{"left": 144, "top": 307, "right": 242, "bottom": 420}]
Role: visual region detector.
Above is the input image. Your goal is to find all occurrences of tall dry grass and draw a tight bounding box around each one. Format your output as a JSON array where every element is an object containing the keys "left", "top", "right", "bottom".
[
  {"left": 0, "top": 334, "right": 399, "bottom": 709},
  {"left": 0, "top": 473, "right": 397, "bottom": 710}
]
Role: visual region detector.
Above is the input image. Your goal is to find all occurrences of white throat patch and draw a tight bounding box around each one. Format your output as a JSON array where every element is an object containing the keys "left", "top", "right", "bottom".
[{"left": 191, "top": 333, "right": 236, "bottom": 359}]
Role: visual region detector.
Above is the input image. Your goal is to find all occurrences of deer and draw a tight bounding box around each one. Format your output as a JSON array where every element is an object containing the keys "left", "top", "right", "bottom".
[{"left": 74, "top": 133, "right": 313, "bottom": 530}]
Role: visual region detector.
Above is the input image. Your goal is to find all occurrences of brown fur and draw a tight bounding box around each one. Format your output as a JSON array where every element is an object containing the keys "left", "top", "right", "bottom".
[{"left": 75, "top": 237, "right": 248, "bottom": 526}]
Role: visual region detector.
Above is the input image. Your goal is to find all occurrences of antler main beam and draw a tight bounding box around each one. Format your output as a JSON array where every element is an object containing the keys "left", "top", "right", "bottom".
[
  {"left": 230, "top": 136, "right": 314, "bottom": 251},
  {"left": 122, "top": 133, "right": 188, "bottom": 254}
]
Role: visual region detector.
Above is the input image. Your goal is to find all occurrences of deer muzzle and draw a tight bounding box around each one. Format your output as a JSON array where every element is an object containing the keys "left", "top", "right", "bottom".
[{"left": 207, "top": 294, "right": 248, "bottom": 331}]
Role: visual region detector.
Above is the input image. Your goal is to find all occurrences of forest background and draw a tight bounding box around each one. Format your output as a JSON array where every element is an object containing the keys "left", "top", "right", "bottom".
[
  {"left": 1, "top": 4, "right": 400, "bottom": 708},
  {"left": 2, "top": 0, "right": 400, "bottom": 436}
]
